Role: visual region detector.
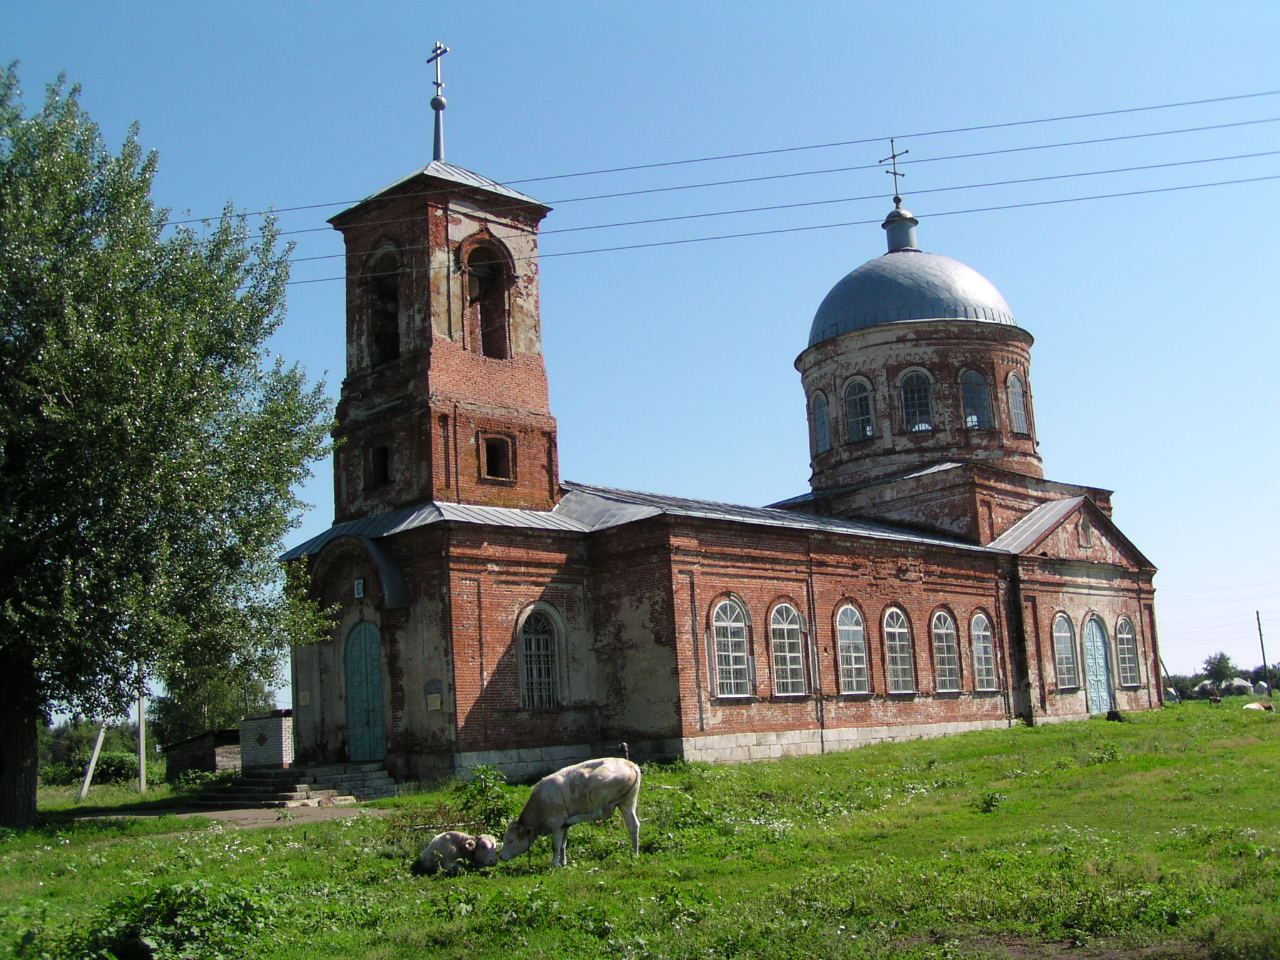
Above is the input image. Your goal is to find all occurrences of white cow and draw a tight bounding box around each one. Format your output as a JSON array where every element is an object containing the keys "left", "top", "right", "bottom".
[
  {"left": 413, "top": 830, "right": 500, "bottom": 876},
  {"left": 498, "top": 757, "right": 641, "bottom": 868}
]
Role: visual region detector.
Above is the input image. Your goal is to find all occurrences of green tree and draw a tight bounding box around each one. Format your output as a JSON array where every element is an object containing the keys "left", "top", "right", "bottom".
[
  {"left": 149, "top": 671, "right": 277, "bottom": 747},
  {"left": 1201, "top": 652, "right": 1239, "bottom": 686},
  {"left": 0, "top": 68, "right": 332, "bottom": 829}
]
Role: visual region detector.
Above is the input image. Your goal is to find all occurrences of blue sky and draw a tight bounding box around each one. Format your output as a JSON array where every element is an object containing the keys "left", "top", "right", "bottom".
[{"left": 6, "top": 1, "right": 1278, "bottom": 678}]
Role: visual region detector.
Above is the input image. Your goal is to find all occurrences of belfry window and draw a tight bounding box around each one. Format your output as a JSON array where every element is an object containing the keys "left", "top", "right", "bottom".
[
  {"left": 466, "top": 246, "right": 510, "bottom": 359},
  {"left": 368, "top": 250, "right": 401, "bottom": 366},
  {"left": 481, "top": 435, "right": 514, "bottom": 480},
  {"left": 961, "top": 370, "right": 995, "bottom": 429},
  {"left": 844, "top": 380, "right": 875, "bottom": 440},
  {"left": 1008, "top": 373, "right": 1031, "bottom": 435},
  {"left": 900, "top": 372, "right": 934, "bottom": 432},
  {"left": 366, "top": 445, "right": 391, "bottom": 488},
  {"left": 812, "top": 393, "right": 831, "bottom": 454}
]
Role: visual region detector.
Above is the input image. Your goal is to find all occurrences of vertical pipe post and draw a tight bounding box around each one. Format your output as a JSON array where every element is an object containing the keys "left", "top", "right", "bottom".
[
  {"left": 137, "top": 686, "right": 147, "bottom": 793},
  {"left": 1259, "top": 611, "right": 1271, "bottom": 699}
]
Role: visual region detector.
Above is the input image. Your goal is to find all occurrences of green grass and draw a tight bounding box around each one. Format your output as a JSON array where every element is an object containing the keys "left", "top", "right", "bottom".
[{"left": 3, "top": 702, "right": 1278, "bottom": 959}]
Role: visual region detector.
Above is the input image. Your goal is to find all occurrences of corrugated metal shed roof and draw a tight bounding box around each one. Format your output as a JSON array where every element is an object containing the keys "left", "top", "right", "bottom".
[{"left": 988, "top": 496, "right": 1084, "bottom": 554}]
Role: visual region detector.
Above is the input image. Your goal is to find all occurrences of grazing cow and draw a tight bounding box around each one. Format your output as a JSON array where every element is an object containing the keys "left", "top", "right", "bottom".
[
  {"left": 412, "top": 831, "right": 500, "bottom": 876},
  {"left": 498, "top": 757, "right": 641, "bottom": 868}
]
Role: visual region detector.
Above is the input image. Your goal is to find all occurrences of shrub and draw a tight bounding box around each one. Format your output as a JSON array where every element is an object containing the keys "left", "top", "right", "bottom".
[{"left": 459, "top": 765, "right": 517, "bottom": 834}]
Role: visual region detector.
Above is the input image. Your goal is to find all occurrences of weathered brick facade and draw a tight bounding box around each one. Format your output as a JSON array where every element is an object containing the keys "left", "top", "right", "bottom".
[{"left": 285, "top": 164, "right": 1160, "bottom": 785}]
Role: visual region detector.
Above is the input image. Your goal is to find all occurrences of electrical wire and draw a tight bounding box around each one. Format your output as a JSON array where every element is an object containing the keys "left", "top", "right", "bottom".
[
  {"left": 266, "top": 114, "right": 1280, "bottom": 240},
  {"left": 284, "top": 172, "right": 1280, "bottom": 285},
  {"left": 285, "top": 149, "right": 1280, "bottom": 266},
  {"left": 160, "top": 88, "right": 1280, "bottom": 229}
]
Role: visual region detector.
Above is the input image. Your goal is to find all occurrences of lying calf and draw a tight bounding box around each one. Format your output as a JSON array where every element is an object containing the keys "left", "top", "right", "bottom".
[{"left": 412, "top": 830, "right": 500, "bottom": 876}]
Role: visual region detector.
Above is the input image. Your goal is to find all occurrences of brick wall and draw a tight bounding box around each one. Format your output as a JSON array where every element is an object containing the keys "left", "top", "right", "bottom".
[{"left": 240, "top": 712, "right": 294, "bottom": 770}]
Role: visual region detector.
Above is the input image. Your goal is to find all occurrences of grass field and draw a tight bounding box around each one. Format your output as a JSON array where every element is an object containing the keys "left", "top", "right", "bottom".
[{"left": 2, "top": 701, "right": 1277, "bottom": 959}]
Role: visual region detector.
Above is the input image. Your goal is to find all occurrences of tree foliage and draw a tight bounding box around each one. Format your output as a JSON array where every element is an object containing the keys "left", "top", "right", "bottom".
[
  {"left": 1201, "top": 652, "right": 1239, "bottom": 685},
  {"left": 0, "top": 66, "right": 332, "bottom": 827},
  {"left": 149, "top": 672, "right": 277, "bottom": 747}
]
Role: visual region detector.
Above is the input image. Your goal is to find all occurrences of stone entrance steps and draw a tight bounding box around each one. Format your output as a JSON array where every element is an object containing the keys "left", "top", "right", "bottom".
[{"left": 196, "top": 762, "right": 396, "bottom": 808}]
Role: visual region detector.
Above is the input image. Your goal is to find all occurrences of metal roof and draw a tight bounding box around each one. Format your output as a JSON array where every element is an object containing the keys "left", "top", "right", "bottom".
[
  {"left": 556, "top": 482, "right": 996, "bottom": 552},
  {"left": 282, "top": 480, "right": 1000, "bottom": 561},
  {"left": 987, "top": 497, "right": 1084, "bottom": 554},
  {"left": 808, "top": 249, "right": 1016, "bottom": 348},
  {"left": 332, "top": 159, "right": 545, "bottom": 222}
]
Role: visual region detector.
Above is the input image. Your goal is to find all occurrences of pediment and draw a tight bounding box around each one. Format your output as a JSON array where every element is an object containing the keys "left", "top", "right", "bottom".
[{"left": 989, "top": 497, "right": 1153, "bottom": 570}]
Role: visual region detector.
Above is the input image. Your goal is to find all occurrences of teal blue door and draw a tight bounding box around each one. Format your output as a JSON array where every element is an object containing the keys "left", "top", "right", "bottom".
[
  {"left": 1083, "top": 618, "right": 1114, "bottom": 715},
  {"left": 345, "top": 622, "right": 386, "bottom": 762}
]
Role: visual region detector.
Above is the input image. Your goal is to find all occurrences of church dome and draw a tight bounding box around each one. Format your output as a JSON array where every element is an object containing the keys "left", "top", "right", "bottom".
[{"left": 807, "top": 209, "right": 1015, "bottom": 348}]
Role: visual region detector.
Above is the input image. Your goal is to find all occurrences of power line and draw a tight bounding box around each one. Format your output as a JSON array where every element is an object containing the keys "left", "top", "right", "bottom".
[
  {"left": 267, "top": 115, "right": 1280, "bottom": 241},
  {"left": 285, "top": 149, "right": 1280, "bottom": 266},
  {"left": 284, "top": 172, "right": 1280, "bottom": 285},
  {"left": 161, "top": 89, "right": 1280, "bottom": 229}
]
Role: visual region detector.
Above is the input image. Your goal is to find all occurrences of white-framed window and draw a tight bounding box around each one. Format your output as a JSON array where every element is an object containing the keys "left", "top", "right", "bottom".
[
  {"left": 770, "top": 604, "right": 807, "bottom": 696},
  {"left": 884, "top": 608, "right": 916, "bottom": 693},
  {"left": 1007, "top": 372, "right": 1031, "bottom": 435},
  {"left": 837, "top": 605, "right": 869, "bottom": 694},
  {"left": 931, "top": 611, "right": 961, "bottom": 692},
  {"left": 900, "top": 371, "right": 934, "bottom": 432},
  {"left": 1116, "top": 617, "right": 1140, "bottom": 686},
  {"left": 1052, "top": 614, "right": 1080, "bottom": 689},
  {"left": 812, "top": 393, "right": 831, "bottom": 454},
  {"left": 971, "top": 613, "right": 998, "bottom": 691},
  {"left": 844, "top": 379, "right": 875, "bottom": 440},
  {"left": 961, "top": 370, "right": 995, "bottom": 429},
  {"left": 713, "top": 599, "right": 753, "bottom": 698},
  {"left": 519, "top": 609, "right": 559, "bottom": 710}
]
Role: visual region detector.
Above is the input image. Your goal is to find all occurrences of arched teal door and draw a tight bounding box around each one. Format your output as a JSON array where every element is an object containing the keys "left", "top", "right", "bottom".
[
  {"left": 1083, "top": 618, "right": 1115, "bottom": 715},
  {"left": 345, "top": 622, "right": 386, "bottom": 762}
]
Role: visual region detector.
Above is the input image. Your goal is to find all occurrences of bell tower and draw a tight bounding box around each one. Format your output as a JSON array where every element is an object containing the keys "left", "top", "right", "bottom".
[{"left": 328, "top": 55, "right": 559, "bottom": 523}]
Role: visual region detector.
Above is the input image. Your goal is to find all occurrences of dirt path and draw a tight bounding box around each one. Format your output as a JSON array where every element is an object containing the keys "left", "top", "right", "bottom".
[{"left": 72, "top": 802, "right": 394, "bottom": 831}]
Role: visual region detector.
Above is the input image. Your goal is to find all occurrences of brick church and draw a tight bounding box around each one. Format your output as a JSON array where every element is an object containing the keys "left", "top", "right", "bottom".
[{"left": 284, "top": 117, "right": 1162, "bottom": 784}]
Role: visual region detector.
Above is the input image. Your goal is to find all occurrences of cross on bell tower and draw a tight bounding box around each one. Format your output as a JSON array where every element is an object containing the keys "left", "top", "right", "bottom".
[{"left": 427, "top": 41, "right": 450, "bottom": 161}]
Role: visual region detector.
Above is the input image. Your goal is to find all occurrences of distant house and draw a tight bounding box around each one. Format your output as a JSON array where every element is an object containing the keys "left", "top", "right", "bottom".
[{"left": 164, "top": 729, "right": 240, "bottom": 781}]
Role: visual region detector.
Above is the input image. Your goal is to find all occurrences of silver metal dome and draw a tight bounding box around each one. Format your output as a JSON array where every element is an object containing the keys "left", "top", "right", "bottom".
[{"left": 807, "top": 249, "right": 1016, "bottom": 348}]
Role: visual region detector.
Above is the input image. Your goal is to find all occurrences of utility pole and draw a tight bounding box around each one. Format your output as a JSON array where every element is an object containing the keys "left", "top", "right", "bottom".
[
  {"left": 78, "top": 721, "right": 107, "bottom": 802},
  {"left": 1259, "top": 611, "right": 1272, "bottom": 699}
]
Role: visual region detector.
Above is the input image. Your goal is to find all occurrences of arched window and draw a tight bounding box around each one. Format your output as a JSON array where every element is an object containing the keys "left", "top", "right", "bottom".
[
  {"left": 884, "top": 608, "right": 916, "bottom": 693},
  {"left": 368, "top": 249, "right": 401, "bottom": 366},
  {"left": 519, "top": 610, "right": 560, "bottom": 710},
  {"left": 836, "top": 605, "right": 869, "bottom": 694},
  {"left": 466, "top": 246, "right": 510, "bottom": 359},
  {"left": 971, "top": 613, "right": 998, "bottom": 691},
  {"left": 931, "top": 611, "right": 961, "bottom": 692},
  {"left": 812, "top": 393, "right": 831, "bottom": 454},
  {"left": 1007, "top": 372, "right": 1031, "bottom": 435},
  {"left": 900, "top": 371, "right": 934, "bottom": 432},
  {"left": 844, "top": 379, "right": 875, "bottom": 441},
  {"left": 1052, "top": 614, "right": 1080, "bottom": 689},
  {"left": 961, "top": 370, "right": 994, "bottom": 429},
  {"left": 1116, "top": 617, "right": 1140, "bottom": 686},
  {"left": 770, "top": 604, "right": 807, "bottom": 695},
  {"left": 712, "top": 599, "right": 752, "bottom": 697}
]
